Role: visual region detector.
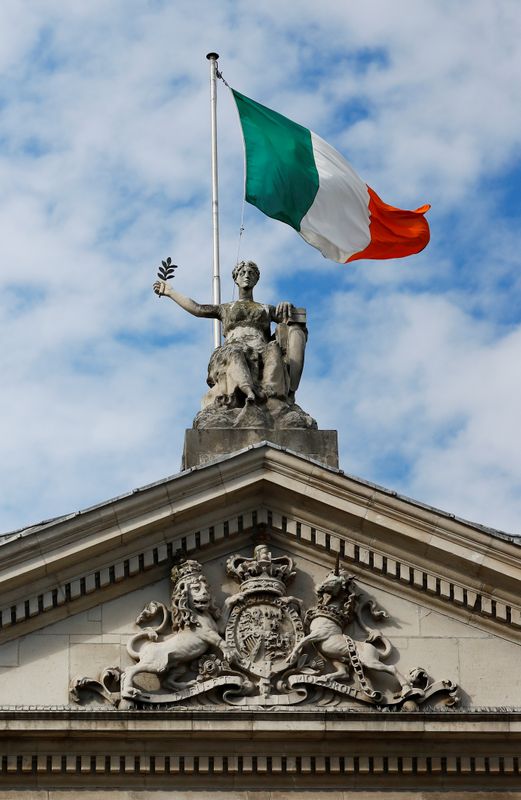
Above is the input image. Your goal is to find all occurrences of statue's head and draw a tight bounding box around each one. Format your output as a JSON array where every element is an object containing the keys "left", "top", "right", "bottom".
[
  {"left": 232, "top": 260, "right": 260, "bottom": 289},
  {"left": 187, "top": 576, "right": 211, "bottom": 610},
  {"left": 317, "top": 569, "right": 353, "bottom": 597},
  {"left": 170, "top": 560, "right": 217, "bottom": 629}
]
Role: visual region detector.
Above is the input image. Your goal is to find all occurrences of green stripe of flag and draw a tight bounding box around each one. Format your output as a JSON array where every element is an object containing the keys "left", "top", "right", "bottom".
[{"left": 232, "top": 90, "right": 319, "bottom": 231}]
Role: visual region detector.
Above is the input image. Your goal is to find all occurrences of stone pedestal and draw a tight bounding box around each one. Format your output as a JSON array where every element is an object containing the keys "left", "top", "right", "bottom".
[{"left": 183, "top": 428, "right": 339, "bottom": 470}]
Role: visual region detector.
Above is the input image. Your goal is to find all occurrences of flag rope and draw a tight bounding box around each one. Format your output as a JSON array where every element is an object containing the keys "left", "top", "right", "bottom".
[
  {"left": 216, "top": 68, "right": 230, "bottom": 88},
  {"left": 235, "top": 203, "right": 246, "bottom": 274}
]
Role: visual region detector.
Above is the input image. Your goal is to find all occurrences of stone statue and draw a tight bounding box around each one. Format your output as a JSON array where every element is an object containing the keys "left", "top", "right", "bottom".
[
  {"left": 153, "top": 260, "right": 317, "bottom": 430},
  {"left": 286, "top": 564, "right": 413, "bottom": 700},
  {"left": 119, "top": 560, "right": 235, "bottom": 699}
]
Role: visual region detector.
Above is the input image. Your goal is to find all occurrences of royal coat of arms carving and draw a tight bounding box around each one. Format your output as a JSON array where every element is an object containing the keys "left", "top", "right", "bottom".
[
  {"left": 71, "top": 544, "right": 458, "bottom": 710},
  {"left": 224, "top": 546, "right": 303, "bottom": 688}
]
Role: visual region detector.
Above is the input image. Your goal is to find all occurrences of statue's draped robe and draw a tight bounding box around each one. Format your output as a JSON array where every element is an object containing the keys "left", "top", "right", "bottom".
[{"left": 207, "top": 301, "right": 288, "bottom": 403}]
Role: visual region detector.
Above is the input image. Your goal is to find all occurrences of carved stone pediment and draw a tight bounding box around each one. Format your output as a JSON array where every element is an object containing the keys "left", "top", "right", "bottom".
[
  {"left": 71, "top": 544, "right": 458, "bottom": 711},
  {"left": 2, "top": 445, "right": 521, "bottom": 653},
  {"left": 3, "top": 444, "right": 521, "bottom": 794}
]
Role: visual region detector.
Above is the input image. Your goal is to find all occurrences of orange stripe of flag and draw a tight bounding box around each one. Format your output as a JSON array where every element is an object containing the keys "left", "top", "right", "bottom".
[{"left": 346, "top": 186, "right": 430, "bottom": 263}]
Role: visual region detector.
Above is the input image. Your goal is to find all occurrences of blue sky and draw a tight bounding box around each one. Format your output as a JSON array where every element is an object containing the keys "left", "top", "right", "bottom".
[{"left": 1, "top": 0, "right": 521, "bottom": 535}]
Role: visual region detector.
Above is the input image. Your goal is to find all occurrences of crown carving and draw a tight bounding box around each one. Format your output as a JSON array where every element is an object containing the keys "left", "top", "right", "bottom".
[
  {"left": 226, "top": 545, "right": 295, "bottom": 596},
  {"left": 170, "top": 559, "right": 204, "bottom": 586}
]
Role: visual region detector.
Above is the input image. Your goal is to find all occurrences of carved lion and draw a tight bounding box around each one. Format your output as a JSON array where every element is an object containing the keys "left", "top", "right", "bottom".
[{"left": 120, "top": 569, "right": 234, "bottom": 699}]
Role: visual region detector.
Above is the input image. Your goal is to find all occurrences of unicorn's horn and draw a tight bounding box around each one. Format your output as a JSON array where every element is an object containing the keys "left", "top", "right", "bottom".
[{"left": 334, "top": 552, "right": 340, "bottom": 576}]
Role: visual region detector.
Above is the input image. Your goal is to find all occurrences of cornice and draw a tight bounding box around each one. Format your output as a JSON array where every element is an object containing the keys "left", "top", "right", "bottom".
[
  {"left": 1, "top": 446, "right": 521, "bottom": 643},
  {"left": 1, "top": 504, "right": 521, "bottom": 648},
  {"left": 0, "top": 709, "right": 520, "bottom": 789},
  {"left": 2, "top": 446, "right": 517, "bottom": 575},
  {"left": 0, "top": 706, "right": 520, "bottom": 732}
]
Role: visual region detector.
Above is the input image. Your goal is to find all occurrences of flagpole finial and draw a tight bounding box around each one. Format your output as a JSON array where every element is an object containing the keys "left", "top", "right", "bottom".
[{"left": 206, "top": 52, "right": 219, "bottom": 61}]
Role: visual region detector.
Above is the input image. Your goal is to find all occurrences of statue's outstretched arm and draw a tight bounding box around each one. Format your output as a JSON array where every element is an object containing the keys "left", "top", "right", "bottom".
[{"left": 153, "top": 280, "right": 220, "bottom": 319}]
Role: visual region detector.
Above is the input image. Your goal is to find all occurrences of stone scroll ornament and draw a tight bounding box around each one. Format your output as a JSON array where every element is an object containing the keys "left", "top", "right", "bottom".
[{"left": 71, "top": 549, "right": 458, "bottom": 710}]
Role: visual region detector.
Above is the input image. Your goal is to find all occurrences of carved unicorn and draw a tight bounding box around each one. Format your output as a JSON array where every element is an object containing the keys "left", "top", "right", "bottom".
[{"left": 287, "top": 559, "right": 412, "bottom": 698}]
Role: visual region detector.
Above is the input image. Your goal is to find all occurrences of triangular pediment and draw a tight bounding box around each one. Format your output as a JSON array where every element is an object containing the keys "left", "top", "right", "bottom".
[
  {"left": 0, "top": 444, "right": 521, "bottom": 788},
  {"left": 0, "top": 523, "right": 517, "bottom": 712},
  {"left": 1, "top": 444, "right": 520, "bottom": 644},
  {"left": 1, "top": 443, "right": 521, "bottom": 711}
]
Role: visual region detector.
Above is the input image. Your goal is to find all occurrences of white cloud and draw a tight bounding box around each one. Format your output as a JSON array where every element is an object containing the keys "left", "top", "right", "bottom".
[
  {"left": 300, "top": 289, "right": 521, "bottom": 533},
  {"left": 1, "top": 0, "right": 521, "bottom": 535}
]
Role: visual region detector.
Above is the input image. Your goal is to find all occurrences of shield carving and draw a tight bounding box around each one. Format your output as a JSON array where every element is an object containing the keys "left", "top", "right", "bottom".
[{"left": 225, "top": 595, "right": 304, "bottom": 679}]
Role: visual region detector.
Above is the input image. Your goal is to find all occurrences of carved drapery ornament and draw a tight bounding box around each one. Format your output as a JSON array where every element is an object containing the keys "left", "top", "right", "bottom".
[{"left": 71, "top": 546, "right": 458, "bottom": 710}]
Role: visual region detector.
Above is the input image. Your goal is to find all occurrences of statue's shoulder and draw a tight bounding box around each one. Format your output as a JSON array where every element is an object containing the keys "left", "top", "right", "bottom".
[{"left": 218, "top": 301, "right": 233, "bottom": 319}]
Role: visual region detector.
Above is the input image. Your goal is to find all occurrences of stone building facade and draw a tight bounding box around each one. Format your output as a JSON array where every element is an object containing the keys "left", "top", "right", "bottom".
[{"left": 1, "top": 442, "right": 521, "bottom": 798}]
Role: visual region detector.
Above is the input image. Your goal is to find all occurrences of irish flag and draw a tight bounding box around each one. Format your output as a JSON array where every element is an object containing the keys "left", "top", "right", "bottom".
[{"left": 232, "top": 89, "right": 430, "bottom": 263}]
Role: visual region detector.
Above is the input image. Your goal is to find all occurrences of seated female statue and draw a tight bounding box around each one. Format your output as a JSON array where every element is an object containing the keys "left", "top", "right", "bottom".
[{"left": 153, "top": 260, "right": 315, "bottom": 429}]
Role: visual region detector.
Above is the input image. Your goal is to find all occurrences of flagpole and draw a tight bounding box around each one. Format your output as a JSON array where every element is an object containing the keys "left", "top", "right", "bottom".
[{"left": 206, "top": 52, "right": 221, "bottom": 348}]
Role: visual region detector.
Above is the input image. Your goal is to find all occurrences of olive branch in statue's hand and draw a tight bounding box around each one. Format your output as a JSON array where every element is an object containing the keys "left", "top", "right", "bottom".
[
  {"left": 157, "top": 257, "right": 177, "bottom": 281},
  {"left": 154, "top": 257, "right": 178, "bottom": 297}
]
